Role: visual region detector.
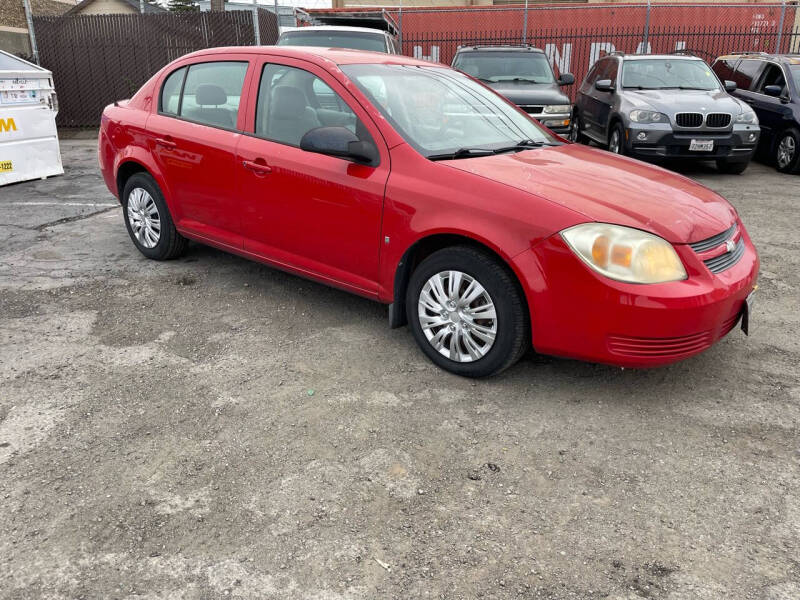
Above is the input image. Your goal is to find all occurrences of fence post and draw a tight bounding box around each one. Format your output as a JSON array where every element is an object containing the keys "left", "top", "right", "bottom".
[
  {"left": 523, "top": 0, "right": 528, "bottom": 45},
  {"left": 22, "top": 0, "right": 39, "bottom": 64},
  {"left": 642, "top": 0, "right": 651, "bottom": 52},
  {"left": 776, "top": 0, "right": 786, "bottom": 53},
  {"left": 252, "top": 0, "right": 261, "bottom": 45},
  {"left": 398, "top": 0, "right": 403, "bottom": 47}
]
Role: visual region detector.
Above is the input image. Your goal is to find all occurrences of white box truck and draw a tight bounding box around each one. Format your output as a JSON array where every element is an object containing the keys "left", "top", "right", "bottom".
[{"left": 0, "top": 50, "right": 63, "bottom": 186}]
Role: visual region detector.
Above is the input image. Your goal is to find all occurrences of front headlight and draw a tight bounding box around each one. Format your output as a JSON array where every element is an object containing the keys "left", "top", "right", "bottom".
[
  {"left": 560, "top": 223, "right": 687, "bottom": 284},
  {"left": 543, "top": 104, "right": 571, "bottom": 114},
  {"left": 629, "top": 109, "right": 668, "bottom": 124},
  {"left": 735, "top": 111, "right": 758, "bottom": 124}
]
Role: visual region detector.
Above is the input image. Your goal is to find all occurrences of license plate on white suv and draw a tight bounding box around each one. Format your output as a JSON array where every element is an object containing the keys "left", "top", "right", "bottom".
[{"left": 689, "top": 139, "right": 714, "bottom": 152}]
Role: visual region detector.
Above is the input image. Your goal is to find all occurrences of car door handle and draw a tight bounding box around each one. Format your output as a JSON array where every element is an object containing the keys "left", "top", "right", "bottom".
[
  {"left": 242, "top": 159, "right": 272, "bottom": 175},
  {"left": 155, "top": 137, "right": 177, "bottom": 149}
]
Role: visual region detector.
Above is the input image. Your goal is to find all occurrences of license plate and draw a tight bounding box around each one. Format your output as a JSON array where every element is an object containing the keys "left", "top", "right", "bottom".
[
  {"left": 0, "top": 160, "right": 12, "bottom": 173},
  {"left": 689, "top": 139, "right": 714, "bottom": 152},
  {"left": 741, "top": 289, "right": 756, "bottom": 335}
]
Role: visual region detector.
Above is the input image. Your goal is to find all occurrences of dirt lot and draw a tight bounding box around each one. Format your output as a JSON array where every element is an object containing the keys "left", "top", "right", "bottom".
[{"left": 1, "top": 139, "right": 798, "bottom": 600}]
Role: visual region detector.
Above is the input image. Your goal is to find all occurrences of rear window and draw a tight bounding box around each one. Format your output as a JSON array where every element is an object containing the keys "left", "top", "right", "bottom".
[
  {"left": 712, "top": 58, "right": 738, "bottom": 83},
  {"left": 277, "top": 30, "right": 387, "bottom": 53}
]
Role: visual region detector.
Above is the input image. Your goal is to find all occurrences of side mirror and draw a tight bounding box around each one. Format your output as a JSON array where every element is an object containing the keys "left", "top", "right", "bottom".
[
  {"left": 300, "top": 126, "right": 379, "bottom": 165},
  {"left": 557, "top": 73, "right": 575, "bottom": 86},
  {"left": 763, "top": 84, "right": 782, "bottom": 98},
  {"left": 594, "top": 79, "right": 614, "bottom": 92},
  {"left": 724, "top": 80, "right": 737, "bottom": 93}
]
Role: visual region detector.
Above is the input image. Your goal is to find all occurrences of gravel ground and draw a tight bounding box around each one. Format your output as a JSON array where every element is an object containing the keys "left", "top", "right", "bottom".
[{"left": 0, "top": 140, "right": 798, "bottom": 600}]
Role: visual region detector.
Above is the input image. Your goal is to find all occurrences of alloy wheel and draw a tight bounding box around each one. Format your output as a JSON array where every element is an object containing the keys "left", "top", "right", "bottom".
[
  {"left": 417, "top": 270, "right": 497, "bottom": 363},
  {"left": 777, "top": 135, "right": 796, "bottom": 169},
  {"left": 609, "top": 130, "right": 621, "bottom": 154},
  {"left": 127, "top": 187, "right": 161, "bottom": 249}
]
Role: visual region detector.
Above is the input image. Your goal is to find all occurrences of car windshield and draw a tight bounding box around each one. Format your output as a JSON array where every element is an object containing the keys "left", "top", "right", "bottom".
[
  {"left": 453, "top": 51, "right": 555, "bottom": 84},
  {"left": 277, "top": 31, "right": 386, "bottom": 53},
  {"left": 622, "top": 58, "right": 720, "bottom": 90},
  {"left": 341, "top": 64, "right": 558, "bottom": 159}
]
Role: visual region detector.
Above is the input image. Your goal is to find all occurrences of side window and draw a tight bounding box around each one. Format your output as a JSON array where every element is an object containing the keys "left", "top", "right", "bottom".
[
  {"left": 712, "top": 58, "right": 737, "bottom": 83},
  {"left": 755, "top": 63, "right": 787, "bottom": 95},
  {"left": 584, "top": 63, "right": 600, "bottom": 87},
  {"left": 160, "top": 66, "right": 186, "bottom": 116},
  {"left": 733, "top": 59, "right": 763, "bottom": 91},
  {"left": 255, "top": 63, "right": 369, "bottom": 148},
  {"left": 605, "top": 59, "right": 619, "bottom": 86},
  {"left": 179, "top": 61, "right": 248, "bottom": 130}
]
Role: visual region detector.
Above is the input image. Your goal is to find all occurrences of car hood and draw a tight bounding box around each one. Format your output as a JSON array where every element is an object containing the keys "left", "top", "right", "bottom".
[
  {"left": 441, "top": 143, "right": 737, "bottom": 244},
  {"left": 485, "top": 81, "right": 570, "bottom": 106},
  {"left": 625, "top": 88, "right": 746, "bottom": 115}
]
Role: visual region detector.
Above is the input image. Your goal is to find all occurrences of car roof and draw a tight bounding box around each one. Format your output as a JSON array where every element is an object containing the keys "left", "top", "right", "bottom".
[
  {"left": 618, "top": 54, "right": 704, "bottom": 61},
  {"left": 179, "top": 46, "right": 433, "bottom": 67},
  {"left": 718, "top": 52, "right": 800, "bottom": 65},
  {"left": 455, "top": 45, "right": 544, "bottom": 54},
  {"left": 280, "top": 26, "right": 388, "bottom": 35}
]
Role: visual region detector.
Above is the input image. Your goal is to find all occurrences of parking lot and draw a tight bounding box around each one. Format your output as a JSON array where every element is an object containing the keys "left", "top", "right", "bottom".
[{"left": 0, "top": 138, "right": 798, "bottom": 599}]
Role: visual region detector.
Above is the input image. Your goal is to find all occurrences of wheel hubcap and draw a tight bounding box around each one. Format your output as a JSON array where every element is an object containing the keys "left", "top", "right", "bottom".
[
  {"left": 609, "top": 131, "right": 620, "bottom": 154},
  {"left": 127, "top": 187, "right": 161, "bottom": 249},
  {"left": 418, "top": 270, "right": 497, "bottom": 363},
  {"left": 777, "top": 135, "right": 795, "bottom": 168}
]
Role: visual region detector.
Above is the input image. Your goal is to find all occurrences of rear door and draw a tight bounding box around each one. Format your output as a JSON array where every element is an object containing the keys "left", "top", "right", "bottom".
[
  {"left": 235, "top": 57, "right": 390, "bottom": 296},
  {"left": 146, "top": 56, "right": 253, "bottom": 250}
]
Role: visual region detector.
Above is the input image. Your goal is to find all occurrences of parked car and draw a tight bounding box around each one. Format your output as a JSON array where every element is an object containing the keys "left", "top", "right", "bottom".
[
  {"left": 711, "top": 52, "right": 800, "bottom": 173},
  {"left": 452, "top": 45, "right": 574, "bottom": 136},
  {"left": 99, "top": 47, "right": 759, "bottom": 377},
  {"left": 571, "top": 52, "right": 760, "bottom": 173},
  {"left": 276, "top": 26, "right": 400, "bottom": 54}
]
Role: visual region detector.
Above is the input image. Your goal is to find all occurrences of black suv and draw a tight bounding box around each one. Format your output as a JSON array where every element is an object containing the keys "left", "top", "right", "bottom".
[
  {"left": 712, "top": 52, "right": 800, "bottom": 173},
  {"left": 451, "top": 45, "right": 575, "bottom": 135}
]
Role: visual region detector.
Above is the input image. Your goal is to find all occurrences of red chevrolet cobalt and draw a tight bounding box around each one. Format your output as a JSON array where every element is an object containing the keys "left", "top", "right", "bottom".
[{"left": 98, "top": 47, "right": 758, "bottom": 377}]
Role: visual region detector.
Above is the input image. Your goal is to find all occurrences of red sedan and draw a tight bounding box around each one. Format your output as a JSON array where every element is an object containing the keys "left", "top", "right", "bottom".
[{"left": 98, "top": 47, "right": 759, "bottom": 377}]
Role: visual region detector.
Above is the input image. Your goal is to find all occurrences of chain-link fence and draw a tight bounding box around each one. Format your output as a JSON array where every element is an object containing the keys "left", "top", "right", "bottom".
[
  {"left": 33, "top": 10, "right": 279, "bottom": 128},
  {"left": 389, "top": 3, "right": 800, "bottom": 100}
]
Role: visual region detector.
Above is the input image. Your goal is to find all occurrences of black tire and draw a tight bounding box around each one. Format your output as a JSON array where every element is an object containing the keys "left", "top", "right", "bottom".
[
  {"left": 570, "top": 111, "right": 588, "bottom": 144},
  {"left": 716, "top": 159, "right": 749, "bottom": 175},
  {"left": 773, "top": 128, "right": 800, "bottom": 173},
  {"left": 608, "top": 121, "right": 626, "bottom": 155},
  {"left": 122, "top": 172, "right": 187, "bottom": 260},
  {"left": 405, "top": 246, "right": 529, "bottom": 378}
]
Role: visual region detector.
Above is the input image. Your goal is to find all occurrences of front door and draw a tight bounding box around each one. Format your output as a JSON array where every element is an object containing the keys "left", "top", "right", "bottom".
[
  {"left": 147, "top": 58, "right": 251, "bottom": 250},
  {"left": 236, "top": 58, "right": 390, "bottom": 296}
]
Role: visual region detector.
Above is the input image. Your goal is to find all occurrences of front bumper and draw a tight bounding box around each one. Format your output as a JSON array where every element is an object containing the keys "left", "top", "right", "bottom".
[
  {"left": 513, "top": 222, "right": 759, "bottom": 368},
  {"left": 625, "top": 123, "right": 760, "bottom": 161},
  {"left": 536, "top": 114, "right": 571, "bottom": 135}
]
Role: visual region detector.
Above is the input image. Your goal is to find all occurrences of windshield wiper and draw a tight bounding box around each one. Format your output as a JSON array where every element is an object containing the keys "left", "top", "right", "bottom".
[
  {"left": 427, "top": 147, "right": 497, "bottom": 161},
  {"left": 511, "top": 77, "right": 548, "bottom": 84},
  {"left": 491, "top": 139, "right": 554, "bottom": 154}
]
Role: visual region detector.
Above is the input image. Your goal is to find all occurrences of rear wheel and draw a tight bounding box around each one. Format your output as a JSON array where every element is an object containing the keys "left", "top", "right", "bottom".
[
  {"left": 608, "top": 122, "right": 626, "bottom": 155},
  {"left": 774, "top": 128, "right": 800, "bottom": 173},
  {"left": 406, "top": 246, "right": 528, "bottom": 378},
  {"left": 122, "top": 173, "right": 187, "bottom": 260},
  {"left": 716, "top": 159, "right": 749, "bottom": 175}
]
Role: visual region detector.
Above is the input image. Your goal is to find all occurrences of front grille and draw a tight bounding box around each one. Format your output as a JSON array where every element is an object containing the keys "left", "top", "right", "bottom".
[
  {"left": 706, "top": 113, "right": 731, "bottom": 128},
  {"left": 519, "top": 105, "right": 543, "bottom": 114},
  {"left": 689, "top": 223, "right": 737, "bottom": 253},
  {"left": 676, "top": 112, "right": 703, "bottom": 127},
  {"left": 703, "top": 237, "right": 745, "bottom": 273}
]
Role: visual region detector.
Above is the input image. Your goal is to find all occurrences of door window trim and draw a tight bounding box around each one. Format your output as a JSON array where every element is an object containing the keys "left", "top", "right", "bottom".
[
  {"left": 156, "top": 59, "right": 251, "bottom": 133},
  {"left": 750, "top": 60, "right": 789, "bottom": 98}
]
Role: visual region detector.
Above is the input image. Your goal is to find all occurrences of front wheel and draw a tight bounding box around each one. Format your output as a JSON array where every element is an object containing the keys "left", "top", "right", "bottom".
[
  {"left": 406, "top": 247, "right": 529, "bottom": 378},
  {"left": 569, "top": 112, "right": 588, "bottom": 144},
  {"left": 716, "top": 159, "right": 749, "bottom": 175},
  {"left": 608, "top": 122, "right": 625, "bottom": 155},
  {"left": 774, "top": 128, "right": 800, "bottom": 173}
]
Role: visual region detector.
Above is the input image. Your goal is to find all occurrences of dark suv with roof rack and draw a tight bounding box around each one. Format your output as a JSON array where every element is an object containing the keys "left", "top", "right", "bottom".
[
  {"left": 451, "top": 45, "right": 575, "bottom": 135},
  {"left": 711, "top": 52, "right": 800, "bottom": 173},
  {"left": 571, "top": 52, "right": 760, "bottom": 173}
]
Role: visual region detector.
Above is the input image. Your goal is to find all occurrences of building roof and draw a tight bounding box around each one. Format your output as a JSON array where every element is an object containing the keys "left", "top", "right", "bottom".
[{"left": 65, "top": 0, "right": 167, "bottom": 15}]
